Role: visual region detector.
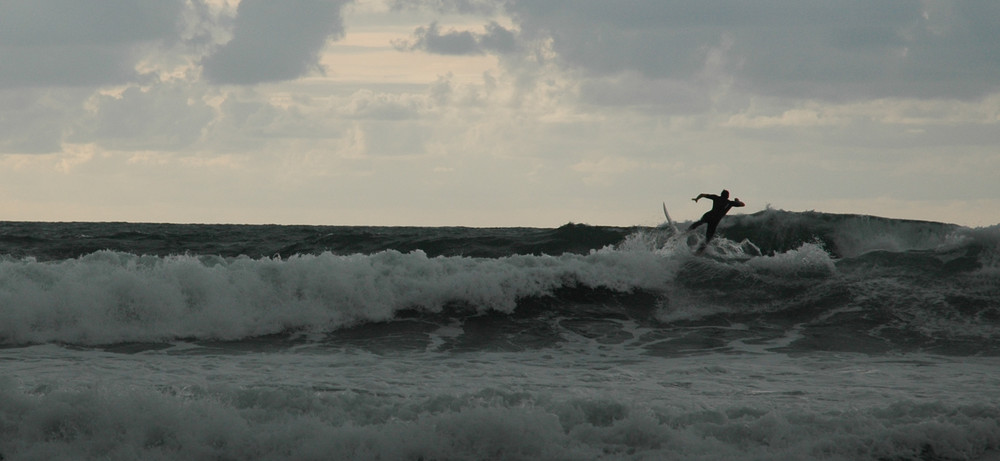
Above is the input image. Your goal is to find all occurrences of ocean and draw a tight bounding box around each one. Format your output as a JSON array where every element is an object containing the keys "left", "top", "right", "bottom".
[{"left": 1, "top": 209, "right": 999, "bottom": 460}]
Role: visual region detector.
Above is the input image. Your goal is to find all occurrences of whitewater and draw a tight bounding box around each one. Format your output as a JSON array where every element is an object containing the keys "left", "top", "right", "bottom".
[{"left": 1, "top": 209, "right": 999, "bottom": 460}]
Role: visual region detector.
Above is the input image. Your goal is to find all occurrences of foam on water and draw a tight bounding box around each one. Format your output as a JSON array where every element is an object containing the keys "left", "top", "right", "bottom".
[
  {"left": 3, "top": 346, "right": 1000, "bottom": 461},
  {"left": 2, "top": 214, "right": 999, "bottom": 459},
  {"left": 0, "top": 248, "right": 676, "bottom": 345}
]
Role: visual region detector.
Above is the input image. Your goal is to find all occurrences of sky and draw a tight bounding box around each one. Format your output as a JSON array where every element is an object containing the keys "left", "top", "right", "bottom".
[{"left": 1, "top": 0, "right": 998, "bottom": 227}]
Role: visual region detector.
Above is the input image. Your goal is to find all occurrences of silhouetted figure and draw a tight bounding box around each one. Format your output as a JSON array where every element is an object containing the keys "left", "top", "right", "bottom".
[{"left": 688, "top": 189, "right": 745, "bottom": 252}]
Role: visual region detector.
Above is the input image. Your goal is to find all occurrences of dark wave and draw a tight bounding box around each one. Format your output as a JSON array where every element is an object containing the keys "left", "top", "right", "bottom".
[
  {"left": 715, "top": 209, "right": 966, "bottom": 257},
  {"left": 0, "top": 221, "right": 633, "bottom": 261},
  {"left": 275, "top": 223, "right": 632, "bottom": 258}
]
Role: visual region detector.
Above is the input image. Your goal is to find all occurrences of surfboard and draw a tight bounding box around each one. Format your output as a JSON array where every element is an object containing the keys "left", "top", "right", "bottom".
[{"left": 662, "top": 202, "right": 680, "bottom": 234}]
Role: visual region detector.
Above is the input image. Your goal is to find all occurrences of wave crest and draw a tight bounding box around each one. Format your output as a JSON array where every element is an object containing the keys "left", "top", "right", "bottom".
[{"left": 0, "top": 248, "right": 678, "bottom": 345}]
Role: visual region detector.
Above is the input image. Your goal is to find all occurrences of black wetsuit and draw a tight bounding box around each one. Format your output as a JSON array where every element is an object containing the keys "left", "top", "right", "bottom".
[{"left": 688, "top": 195, "right": 741, "bottom": 243}]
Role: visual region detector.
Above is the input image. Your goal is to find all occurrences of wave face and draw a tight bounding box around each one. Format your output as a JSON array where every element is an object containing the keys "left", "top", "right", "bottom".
[{"left": 0, "top": 211, "right": 998, "bottom": 355}]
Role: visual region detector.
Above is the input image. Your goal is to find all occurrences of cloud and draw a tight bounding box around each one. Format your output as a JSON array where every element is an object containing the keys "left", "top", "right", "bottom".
[
  {"left": 72, "top": 85, "right": 216, "bottom": 151},
  {"left": 0, "top": 1, "right": 184, "bottom": 46},
  {"left": 0, "top": 0, "right": 186, "bottom": 88},
  {"left": 723, "top": 108, "right": 841, "bottom": 129},
  {"left": 577, "top": 72, "right": 706, "bottom": 112},
  {"left": 0, "top": 89, "right": 90, "bottom": 153},
  {"left": 342, "top": 90, "right": 426, "bottom": 120},
  {"left": 201, "top": 0, "right": 350, "bottom": 85},
  {"left": 394, "top": 21, "right": 518, "bottom": 55},
  {"left": 501, "top": 0, "right": 1000, "bottom": 101},
  {"left": 387, "top": 0, "right": 499, "bottom": 16}
]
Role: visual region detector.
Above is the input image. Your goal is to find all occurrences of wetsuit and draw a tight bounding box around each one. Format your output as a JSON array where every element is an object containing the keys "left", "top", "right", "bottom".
[{"left": 688, "top": 194, "right": 743, "bottom": 243}]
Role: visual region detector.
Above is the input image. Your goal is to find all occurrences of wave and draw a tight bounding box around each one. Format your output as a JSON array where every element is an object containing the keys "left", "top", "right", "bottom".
[
  {"left": 0, "top": 222, "right": 632, "bottom": 261},
  {"left": 0, "top": 247, "right": 680, "bottom": 345},
  {"left": 718, "top": 208, "right": 990, "bottom": 258},
  {"left": 0, "top": 211, "right": 998, "bottom": 350},
  {"left": 0, "top": 242, "right": 838, "bottom": 347},
  {"left": 3, "top": 374, "right": 999, "bottom": 461}
]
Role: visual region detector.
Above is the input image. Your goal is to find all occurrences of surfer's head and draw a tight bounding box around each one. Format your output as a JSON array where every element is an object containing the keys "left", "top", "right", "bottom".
[{"left": 721, "top": 189, "right": 730, "bottom": 199}]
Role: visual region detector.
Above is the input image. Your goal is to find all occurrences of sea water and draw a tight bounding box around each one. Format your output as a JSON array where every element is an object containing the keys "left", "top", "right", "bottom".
[{"left": 1, "top": 210, "right": 999, "bottom": 460}]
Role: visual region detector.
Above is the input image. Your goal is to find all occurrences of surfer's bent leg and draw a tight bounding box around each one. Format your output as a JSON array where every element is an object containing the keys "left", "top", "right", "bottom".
[{"left": 689, "top": 213, "right": 711, "bottom": 231}]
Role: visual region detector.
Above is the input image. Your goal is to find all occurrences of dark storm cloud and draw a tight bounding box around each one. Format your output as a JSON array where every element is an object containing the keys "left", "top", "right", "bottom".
[
  {"left": 0, "top": 0, "right": 185, "bottom": 88},
  {"left": 394, "top": 21, "right": 518, "bottom": 55},
  {"left": 497, "top": 0, "right": 1000, "bottom": 100},
  {"left": 201, "top": 0, "right": 350, "bottom": 85}
]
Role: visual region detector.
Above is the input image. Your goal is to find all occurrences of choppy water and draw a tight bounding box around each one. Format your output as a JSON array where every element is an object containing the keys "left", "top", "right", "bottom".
[{"left": 1, "top": 209, "right": 999, "bottom": 460}]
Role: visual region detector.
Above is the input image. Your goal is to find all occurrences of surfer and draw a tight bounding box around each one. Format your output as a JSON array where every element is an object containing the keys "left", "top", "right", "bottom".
[{"left": 688, "top": 189, "right": 744, "bottom": 252}]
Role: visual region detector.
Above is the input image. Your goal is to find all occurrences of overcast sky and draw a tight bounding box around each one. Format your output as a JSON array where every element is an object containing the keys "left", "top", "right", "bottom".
[{"left": 1, "top": 0, "right": 998, "bottom": 227}]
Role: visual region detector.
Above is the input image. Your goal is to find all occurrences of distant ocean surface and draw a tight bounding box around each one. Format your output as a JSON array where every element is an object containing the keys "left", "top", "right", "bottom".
[{"left": 2, "top": 209, "right": 999, "bottom": 460}]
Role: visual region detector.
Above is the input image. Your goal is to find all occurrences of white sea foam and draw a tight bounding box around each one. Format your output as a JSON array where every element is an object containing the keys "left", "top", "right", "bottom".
[
  {"left": 3, "top": 349, "right": 1000, "bottom": 461},
  {"left": 746, "top": 242, "right": 836, "bottom": 276},
  {"left": 0, "top": 248, "right": 677, "bottom": 345}
]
